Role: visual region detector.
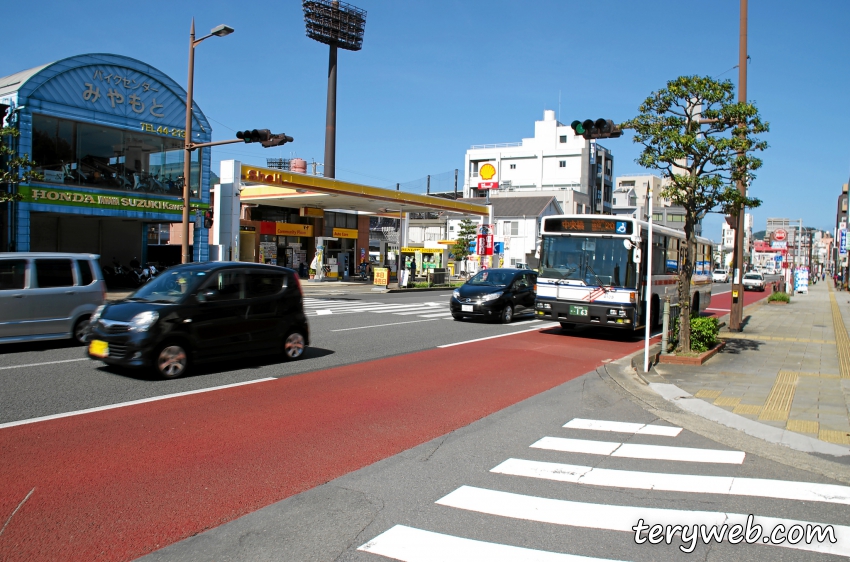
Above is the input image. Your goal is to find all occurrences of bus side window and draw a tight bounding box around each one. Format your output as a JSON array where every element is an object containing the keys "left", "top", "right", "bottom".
[{"left": 666, "top": 237, "right": 679, "bottom": 274}]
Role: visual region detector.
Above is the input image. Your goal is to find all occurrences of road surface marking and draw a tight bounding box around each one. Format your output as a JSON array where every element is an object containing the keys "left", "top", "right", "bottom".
[
  {"left": 371, "top": 302, "right": 444, "bottom": 313},
  {"left": 438, "top": 323, "right": 561, "bottom": 348},
  {"left": 0, "top": 378, "right": 275, "bottom": 430},
  {"left": 358, "top": 525, "right": 618, "bottom": 562},
  {"left": 0, "top": 358, "right": 89, "bottom": 371},
  {"left": 418, "top": 312, "right": 454, "bottom": 318},
  {"left": 563, "top": 418, "right": 682, "bottom": 436},
  {"left": 491, "top": 458, "right": 850, "bottom": 505},
  {"left": 436, "top": 486, "right": 850, "bottom": 557},
  {"left": 316, "top": 310, "right": 333, "bottom": 315},
  {"left": 531, "top": 436, "right": 745, "bottom": 464},
  {"left": 330, "top": 318, "right": 441, "bottom": 332},
  {"left": 706, "top": 307, "right": 730, "bottom": 312}
]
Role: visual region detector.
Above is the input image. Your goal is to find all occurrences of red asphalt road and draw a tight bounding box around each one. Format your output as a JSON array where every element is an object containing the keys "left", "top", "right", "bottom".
[
  {"left": 0, "top": 289, "right": 769, "bottom": 561},
  {"left": 0, "top": 325, "right": 645, "bottom": 561}
]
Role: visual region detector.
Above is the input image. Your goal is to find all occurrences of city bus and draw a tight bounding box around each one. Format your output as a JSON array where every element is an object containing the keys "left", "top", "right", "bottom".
[{"left": 534, "top": 215, "right": 714, "bottom": 331}]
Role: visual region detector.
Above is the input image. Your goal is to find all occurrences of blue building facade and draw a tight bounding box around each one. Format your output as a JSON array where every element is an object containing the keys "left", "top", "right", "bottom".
[{"left": 0, "top": 53, "right": 211, "bottom": 264}]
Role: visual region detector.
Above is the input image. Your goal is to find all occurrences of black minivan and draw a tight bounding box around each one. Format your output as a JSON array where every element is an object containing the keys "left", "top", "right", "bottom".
[
  {"left": 450, "top": 268, "right": 537, "bottom": 323},
  {"left": 87, "top": 262, "right": 309, "bottom": 379}
]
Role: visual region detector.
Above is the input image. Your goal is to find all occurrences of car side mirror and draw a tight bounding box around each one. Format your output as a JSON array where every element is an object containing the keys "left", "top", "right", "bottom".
[
  {"left": 632, "top": 248, "right": 642, "bottom": 264},
  {"left": 196, "top": 289, "right": 219, "bottom": 303}
]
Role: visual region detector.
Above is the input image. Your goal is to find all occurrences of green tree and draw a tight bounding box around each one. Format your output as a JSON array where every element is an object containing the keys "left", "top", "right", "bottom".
[
  {"left": 625, "top": 76, "right": 768, "bottom": 353},
  {"left": 453, "top": 218, "right": 477, "bottom": 275},
  {"left": 1, "top": 109, "right": 42, "bottom": 203}
]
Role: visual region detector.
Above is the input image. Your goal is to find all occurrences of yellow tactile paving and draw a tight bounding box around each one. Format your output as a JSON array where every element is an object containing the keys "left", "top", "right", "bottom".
[
  {"left": 732, "top": 404, "right": 762, "bottom": 415},
  {"left": 786, "top": 371, "right": 842, "bottom": 379},
  {"left": 758, "top": 371, "right": 798, "bottom": 422},
  {"left": 827, "top": 284, "right": 850, "bottom": 379},
  {"left": 819, "top": 429, "right": 850, "bottom": 445},
  {"left": 694, "top": 389, "right": 722, "bottom": 399},
  {"left": 786, "top": 419, "right": 819, "bottom": 434},
  {"left": 713, "top": 396, "right": 742, "bottom": 407}
]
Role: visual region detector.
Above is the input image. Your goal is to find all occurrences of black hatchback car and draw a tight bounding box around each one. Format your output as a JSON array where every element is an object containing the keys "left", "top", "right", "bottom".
[
  {"left": 450, "top": 268, "right": 537, "bottom": 323},
  {"left": 86, "top": 262, "right": 309, "bottom": 379}
]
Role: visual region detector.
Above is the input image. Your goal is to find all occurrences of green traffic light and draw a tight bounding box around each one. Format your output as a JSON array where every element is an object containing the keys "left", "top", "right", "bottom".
[{"left": 570, "top": 120, "right": 585, "bottom": 134}]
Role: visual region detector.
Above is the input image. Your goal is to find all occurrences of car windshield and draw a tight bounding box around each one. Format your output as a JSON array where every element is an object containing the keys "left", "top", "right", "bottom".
[
  {"left": 714, "top": 270, "right": 726, "bottom": 274},
  {"left": 540, "top": 235, "right": 637, "bottom": 288},
  {"left": 744, "top": 273, "right": 762, "bottom": 279},
  {"left": 128, "top": 269, "right": 209, "bottom": 303},
  {"left": 467, "top": 270, "right": 512, "bottom": 287}
]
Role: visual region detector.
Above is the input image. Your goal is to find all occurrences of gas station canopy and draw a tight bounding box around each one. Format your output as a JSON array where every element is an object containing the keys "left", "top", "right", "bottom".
[{"left": 238, "top": 164, "right": 489, "bottom": 217}]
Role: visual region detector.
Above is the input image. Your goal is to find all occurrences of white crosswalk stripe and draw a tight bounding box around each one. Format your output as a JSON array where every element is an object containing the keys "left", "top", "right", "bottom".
[
  {"left": 357, "top": 417, "right": 850, "bottom": 559},
  {"left": 302, "top": 298, "right": 448, "bottom": 318}
]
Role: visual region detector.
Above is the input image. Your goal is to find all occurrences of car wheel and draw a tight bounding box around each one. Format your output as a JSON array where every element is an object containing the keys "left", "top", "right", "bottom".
[
  {"left": 155, "top": 342, "right": 190, "bottom": 379},
  {"left": 283, "top": 330, "right": 306, "bottom": 360},
  {"left": 499, "top": 305, "right": 514, "bottom": 324},
  {"left": 72, "top": 315, "right": 91, "bottom": 345},
  {"left": 452, "top": 313, "right": 464, "bottom": 320}
]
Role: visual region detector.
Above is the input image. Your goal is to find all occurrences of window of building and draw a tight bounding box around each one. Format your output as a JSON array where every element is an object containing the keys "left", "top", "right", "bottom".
[
  {"left": 559, "top": 161, "right": 566, "bottom": 168},
  {"left": 613, "top": 197, "right": 617, "bottom": 205},
  {"left": 503, "top": 221, "right": 519, "bottom": 236},
  {"left": 668, "top": 214, "right": 685, "bottom": 222},
  {"left": 652, "top": 213, "right": 663, "bottom": 222},
  {"left": 32, "top": 114, "right": 202, "bottom": 196},
  {"left": 559, "top": 135, "right": 567, "bottom": 143},
  {"left": 510, "top": 164, "right": 516, "bottom": 169}
]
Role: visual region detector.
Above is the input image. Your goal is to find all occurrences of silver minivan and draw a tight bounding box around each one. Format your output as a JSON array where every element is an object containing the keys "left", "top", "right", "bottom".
[{"left": 0, "top": 253, "right": 106, "bottom": 344}]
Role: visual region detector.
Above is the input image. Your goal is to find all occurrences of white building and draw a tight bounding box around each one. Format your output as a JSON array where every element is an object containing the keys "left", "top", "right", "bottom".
[
  {"left": 463, "top": 110, "right": 613, "bottom": 214},
  {"left": 719, "top": 212, "right": 753, "bottom": 268}
]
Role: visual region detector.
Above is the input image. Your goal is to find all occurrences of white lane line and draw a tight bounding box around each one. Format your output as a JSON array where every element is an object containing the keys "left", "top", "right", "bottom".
[
  {"left": 371, "top": 303, "right": 444, "bottom": 313},
  {"left": 531, "top": 436, "right": 745, "bottom": 464},
  {"left": 418, "top": 312, "right": 454, "bottom": 318},
  {"left": 712, "top": 290, "right": 731, "bottom": 296},
  {"left": 0, "top": 378, "right": 276, "bottom": 430},
  {"left": 706, "top": 308, "right": 730, "bottom": 312},
  {"left": 437, "top": 486, "right": 850, "bottom": 557},
  {"left": 563, "top": 418, "right": 682, "bottom": 436},
  {"left": 492, "top": 458, "right": 850, "bottom": 505},
  {"left": 330, "top": 318, "right": 441, "bottom": 332},
  {"left": 438, "top": 322, "right": 561, "bottom": 348},
  {"left": 316, "top": 310, "right": 333, "bottom": 315},
  {"left": 395, "top": 308, "right": 448, "bottom": 316},
  {"left": 358, "top": 524, "right": 619, "bottom": 562},
  {"left": 0, "top": 358, "right": 89, "bottom": 371}
]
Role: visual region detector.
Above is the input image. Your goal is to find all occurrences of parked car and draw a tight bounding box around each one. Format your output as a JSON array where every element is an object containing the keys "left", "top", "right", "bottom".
[
  {"left": 450, "top": 268, "right": 537, "bottom": 323},
  {"left": 0, "top": 252, "right": 106, "bottom": 345},
  {"left": 712, "top": 269, "right": 729, "bottom": 283},
  {"left": 86, "top": 262, "right": 309, "bottom": 379},
  {"left": 742, "top": 272, "right": 766, "bottom": 291}
]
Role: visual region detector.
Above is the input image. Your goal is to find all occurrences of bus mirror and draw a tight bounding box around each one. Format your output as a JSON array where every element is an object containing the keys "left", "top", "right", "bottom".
[
  {"left": 534, "top": 241, "right": 541, "bottom": 259},
  {"left": 632, "top": 248, "right": 642, "bottom": 263}
]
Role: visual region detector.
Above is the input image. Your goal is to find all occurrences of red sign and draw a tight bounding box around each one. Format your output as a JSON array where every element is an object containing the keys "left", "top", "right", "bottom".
[
  {"left": 476, "top": 233, "right": 494, "bottom": 255},
  {"left": 477, "top": 182, "right": 498, "bottom": 190},
  {"left": 774, "top": 229, "right": 787, "bottom": 241}
]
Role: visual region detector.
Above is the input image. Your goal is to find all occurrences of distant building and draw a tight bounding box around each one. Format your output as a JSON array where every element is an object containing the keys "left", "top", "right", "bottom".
[
  {"left": 463, "top": 110, "right": 613, "bottom": 214},
  {"left": 611, "top": 174, "right": 702, "bottom": 236}
]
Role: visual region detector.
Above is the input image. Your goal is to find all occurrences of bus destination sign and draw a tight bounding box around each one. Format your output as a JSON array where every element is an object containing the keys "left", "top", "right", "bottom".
[{"left": 544, "top": 217, "right": 632, "bottom": 235}]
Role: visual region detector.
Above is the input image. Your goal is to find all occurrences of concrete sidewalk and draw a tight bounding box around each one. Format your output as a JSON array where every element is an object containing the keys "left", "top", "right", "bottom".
[{"left": 641, "top": 279, "right": 850, "bottom": 450}]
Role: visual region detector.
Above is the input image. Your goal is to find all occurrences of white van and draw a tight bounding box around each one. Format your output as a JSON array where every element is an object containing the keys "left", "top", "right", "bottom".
[{"left": 0, "top": 253, "right": 106, "bottom": 344}]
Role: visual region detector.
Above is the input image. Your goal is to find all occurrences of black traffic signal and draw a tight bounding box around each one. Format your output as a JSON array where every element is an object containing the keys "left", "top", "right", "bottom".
[
  {"left": 236, "top": 129, "right": 272, "bottom": 143},
  {"left": 261, "top": 133, "right": 294, "bottom": 148},
  {"left": 570, "top": 118, "right": 623, "bottom": 140},
  {"left": 203, "top": 210, "right": 213, "bottom": 229}
]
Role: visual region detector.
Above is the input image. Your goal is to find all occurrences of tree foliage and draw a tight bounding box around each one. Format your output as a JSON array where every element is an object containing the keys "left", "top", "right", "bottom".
[
  {"left": 452, "top": 219, "right": 477, "bottom": 272},
  {"left": 624, "top": 75, "right": 768, "bottom": 352},
  {"left": 1, "top": 112, "right": 43, "bottom": 202}
]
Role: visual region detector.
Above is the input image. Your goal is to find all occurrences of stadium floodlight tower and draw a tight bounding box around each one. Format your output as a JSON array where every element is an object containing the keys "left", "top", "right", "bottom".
[{"left": 303, "top": 0, "right": 367, "bottom": 179}]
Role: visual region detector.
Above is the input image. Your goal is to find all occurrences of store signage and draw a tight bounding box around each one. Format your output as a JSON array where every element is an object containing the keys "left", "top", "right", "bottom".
[
  {"left": 770, "top": 241, "right": 787, "bottom": 249},
  {"left": 81, "top": 68, "right": 172, "bottom": 121},
  {"left": 332, "top": 227, "right": 358, "bottom": 239},
  {"left": 773, "top": 229, "right": 787, "bottom": 241},
  {"left": 479, "top": 163, "right": 497, "bottom": 181},
  {"left": 300, "top": 207, "right": 324, "bottom": 218},
  {"left": 476, "top": 233, "right": 494, "bottom": 255},
  {"left": 19, "top": 185, "right": 206, "bottom": 214},
  {"left": 477, "top": 182, "right": 498, "bottom": 190},
  {"left": 139, "top": 122, "right": 185, "bottom": 138},
  {"left": 373, "top": 267, "right": 388, "bottom": 286},
  {"left": 841, "top": 229, "right": 848, "bottom": 256},
  {"left": 276, "top": 223, "right": 314, "bottom": 237},
  {"left": 400, "top": 247, "right": 421, "bottom": 254}
]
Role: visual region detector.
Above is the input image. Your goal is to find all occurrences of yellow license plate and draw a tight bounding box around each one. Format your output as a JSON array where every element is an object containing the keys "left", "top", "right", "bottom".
[{"left": 89, "top": 340, "right": 109, "bottom": 358}]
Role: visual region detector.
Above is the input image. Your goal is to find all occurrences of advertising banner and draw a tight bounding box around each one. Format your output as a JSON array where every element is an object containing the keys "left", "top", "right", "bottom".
[
  {"left": 373, "top": 267, "right": 388, "bottom": 286},
  {"left": 842, "top": 229, "right": 849, "bottom": 255},
  {"left": 794, "top": 267, "right": 809, "bottom": 294}
]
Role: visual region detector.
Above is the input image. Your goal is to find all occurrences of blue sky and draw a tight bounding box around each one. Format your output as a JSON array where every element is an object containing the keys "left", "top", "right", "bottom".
[{"left": 3, "top": 0, "right": 848, "bottom": 241}]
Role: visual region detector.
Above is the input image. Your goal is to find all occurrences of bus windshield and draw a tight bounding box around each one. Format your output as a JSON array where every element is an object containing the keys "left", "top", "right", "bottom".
[{"left": 540, "top": 235, "right": 637, "bottom": 289}]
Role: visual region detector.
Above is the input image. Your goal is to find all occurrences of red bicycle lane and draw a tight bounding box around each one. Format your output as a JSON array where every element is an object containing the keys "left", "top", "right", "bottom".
[{"left": 0, "top": 325, "right": 646, "bottom": 561}]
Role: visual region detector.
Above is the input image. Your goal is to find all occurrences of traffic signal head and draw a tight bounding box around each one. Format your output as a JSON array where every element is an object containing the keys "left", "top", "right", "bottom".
[
  {"left": 261, "top": 133, "right": 294, "bottom": 148},
  {"left": 570, "top": 120, "right": 586, "bottom": 136},
  {"left": 570, "top": 118, "right": 623, "bottom": 139},
  {"left": 203, "top": 210, "right": 213, "bottom": 229},
  {"left": 236, "top": 129, "right": 272, "bottom": 143}
]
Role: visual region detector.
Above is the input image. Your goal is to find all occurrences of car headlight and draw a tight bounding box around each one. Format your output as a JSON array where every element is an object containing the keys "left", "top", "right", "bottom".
[
  {"left": 129, "top": 311, "right": 159, "bottom": 332},
  {"left": 452, "top": 289, "right": 460, "bottom": 299},
  {"left": 480, "top": 291, "right": 503, "bottom": 302},
  {"left": 90, "top": 305, "right": 106, "bottom": 324}
]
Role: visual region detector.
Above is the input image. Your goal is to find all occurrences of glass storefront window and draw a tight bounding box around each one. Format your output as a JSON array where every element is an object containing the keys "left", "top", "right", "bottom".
[{"left": 31, "top": 114, "right": 201, "bottom": 197}]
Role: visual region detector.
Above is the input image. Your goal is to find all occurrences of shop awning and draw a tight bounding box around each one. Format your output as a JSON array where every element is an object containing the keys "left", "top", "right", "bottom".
[{"left": 237, "top": 164, "right": 489, "bottom": 217}]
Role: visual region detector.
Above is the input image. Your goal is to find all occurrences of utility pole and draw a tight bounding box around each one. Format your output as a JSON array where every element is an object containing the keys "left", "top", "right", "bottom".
[{"left": 729, "top": 0, "right": 748, "bottom": 331}]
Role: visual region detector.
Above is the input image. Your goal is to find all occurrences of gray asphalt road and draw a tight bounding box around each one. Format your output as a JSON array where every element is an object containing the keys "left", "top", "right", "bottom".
[
  {"left": 0, "top": 289, "right": 562, "bottom": 425},
  {"left": 141, "top": 360, "right": 850, "bottom": 561}
]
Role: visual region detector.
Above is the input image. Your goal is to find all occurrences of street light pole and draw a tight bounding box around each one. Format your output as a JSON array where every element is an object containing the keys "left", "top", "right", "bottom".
[
  {"left": 729, "top": 0, "right": 748, "bottom": 331},
  {"left": 181, "top": 20, "right": 234, "bottom": 264}
]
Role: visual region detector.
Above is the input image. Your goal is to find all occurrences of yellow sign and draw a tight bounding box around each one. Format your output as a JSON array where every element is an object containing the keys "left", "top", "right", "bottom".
[
  {"left": 373, "top": 267, "right": 389, "bottom": 286},
  {"left": 300, "top": 207, "right": 324, "bottom": 218},
  {"left": 480, "top": 163, "right": 496, "bottom": 180},
  {"left": 275, "top": 223, "right": 314, "bottom": 237},
  {"left": 332, "top": 227, "right": 358, "bottom": 239},
  {"left": 401, "top": 247, "right": 442, "bottom": 254}
]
